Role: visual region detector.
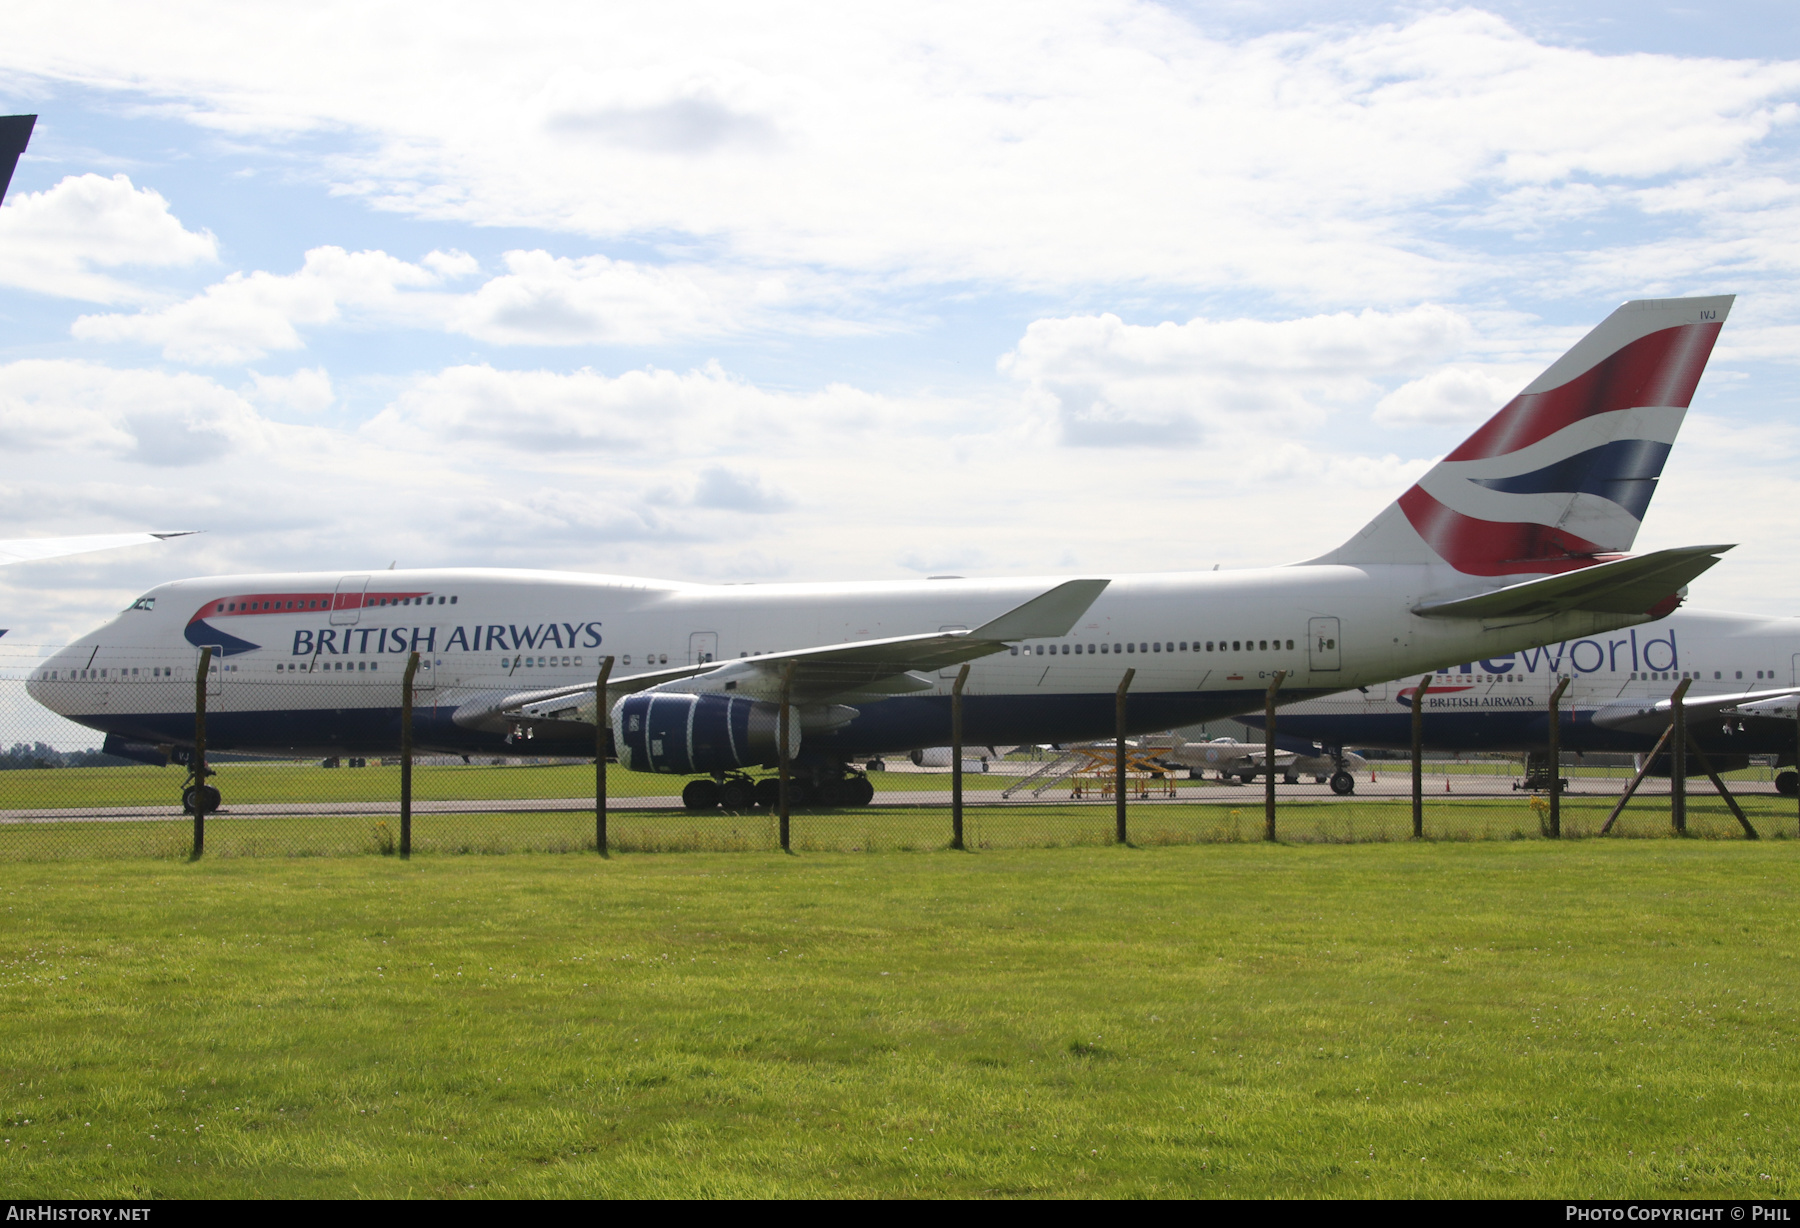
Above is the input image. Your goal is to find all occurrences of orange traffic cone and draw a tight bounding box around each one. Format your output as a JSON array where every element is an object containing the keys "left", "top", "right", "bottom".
[
  {"left": 1370, "top": 772, "right": 1377, "bottom": 783},
  {"left": 1444, "top": 776, "right": 1452, "bottom": 793}
]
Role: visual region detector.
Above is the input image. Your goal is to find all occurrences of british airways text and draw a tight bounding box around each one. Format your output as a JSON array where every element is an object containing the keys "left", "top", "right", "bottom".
[{"left": 291, "top": 622, "right": 604, "bottom": 656}]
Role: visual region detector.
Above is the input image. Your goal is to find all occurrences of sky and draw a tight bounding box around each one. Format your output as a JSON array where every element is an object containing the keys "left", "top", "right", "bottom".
[{"left": 3, "top": 0, "right": 1800, "bottom": 650}]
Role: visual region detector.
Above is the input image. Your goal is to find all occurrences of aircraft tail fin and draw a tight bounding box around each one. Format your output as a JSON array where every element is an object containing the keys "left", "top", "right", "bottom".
[
  {"left": 1315, "top": 295, "right": 1732, "bottom": 576},
  {"left": 0, "top": 114, "right": 36, "bottom": 207}
]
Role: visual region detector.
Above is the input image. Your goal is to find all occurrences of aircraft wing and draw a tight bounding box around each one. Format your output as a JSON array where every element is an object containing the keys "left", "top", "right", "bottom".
[
  {"left": 496, "top": 577, "right": 1112, "bottom": 726},
  {"left": 1591, "top": 685, "right": 1800, "bottom": 735},
  {"left": 0, "top": 530, "right": 197, "bottom": 567},
  {"left": 1412, "top": 544, "right": 1732, "bottom": 623},
  {"left": 1158, "top": 741, "right": 1297, "bottom": 768}
]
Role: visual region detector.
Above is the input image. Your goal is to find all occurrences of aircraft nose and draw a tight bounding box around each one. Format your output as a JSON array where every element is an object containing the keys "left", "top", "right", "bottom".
[{"left": 26, "top": 646, "right": 80, "bottom": 714}]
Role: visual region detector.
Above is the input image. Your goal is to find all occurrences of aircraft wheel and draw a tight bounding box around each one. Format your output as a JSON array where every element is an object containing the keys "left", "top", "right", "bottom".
[
  {"left": 752, "top": 778, "right": 783, "bottom": 809},
  {"left": 1329, "top": 771, "right": 1355, "bottom": 796},
  {"left": 845, "top": 776, "right": 875, "bottom": 806},
  {"left": 182, "top": 784, "right": 222, "bottom": 815},
  {"left": 1236, "top": 773, "right": 1256, "bottom": 785},
  {"left": 1777, "top": 771, "right": 1799, "bottom": 798},
  {"left": 681, "top": 779, "right": 721, "bottom": 811},
  {"left": 1314, "top": 775, "right": 1328, "bottom": 785},
  {"left": 718, "top": 779, "right": 755, "bottom": 811}
]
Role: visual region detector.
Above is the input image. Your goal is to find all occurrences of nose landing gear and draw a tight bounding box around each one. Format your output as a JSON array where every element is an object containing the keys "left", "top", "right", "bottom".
[{"left": 182, "top": 773, "right": 221, "bottom": 815}]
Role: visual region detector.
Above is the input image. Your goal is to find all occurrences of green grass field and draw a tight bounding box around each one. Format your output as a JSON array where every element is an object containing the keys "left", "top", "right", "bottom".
[
  {"left": 0, "top": 793, "right": 1791, "bottom": 860},
  {"left": 2, "top": 758, "right": 1784, "bottom": 812},
  {"left": 1, "top": 842, "right": 1796, "bottom": 1198}
]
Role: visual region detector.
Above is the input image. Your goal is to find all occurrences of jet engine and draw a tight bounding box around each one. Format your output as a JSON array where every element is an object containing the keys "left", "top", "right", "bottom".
[{"left": 611, "top": 692, "right": 801, "bottom": 774}]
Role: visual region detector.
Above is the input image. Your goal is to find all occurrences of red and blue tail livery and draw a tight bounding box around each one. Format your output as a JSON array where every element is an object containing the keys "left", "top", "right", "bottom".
[{"left": 1324, "top": 297, "right": 1730, "bottom": 576}]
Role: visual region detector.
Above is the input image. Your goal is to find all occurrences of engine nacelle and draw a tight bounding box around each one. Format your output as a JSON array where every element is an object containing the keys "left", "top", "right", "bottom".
[{"left": 611, "top": 692, "right": 800, "bottom": 774}]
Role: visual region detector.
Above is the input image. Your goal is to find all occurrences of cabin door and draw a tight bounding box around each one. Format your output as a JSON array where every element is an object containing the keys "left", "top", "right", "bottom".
[
  {"left": 689, "top": 632, "right": 719, "bottom": 665},
  {"left": 331, "top": 575, "right": 369, "bottom": 626},
  {"left": 1308, "top": 617, "right": 1341, "bottom": 672}
]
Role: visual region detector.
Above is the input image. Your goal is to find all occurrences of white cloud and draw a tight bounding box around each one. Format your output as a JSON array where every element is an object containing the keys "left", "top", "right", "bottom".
[
  {"left": 0, "top": 359, "right": 267, "bottom": 464},
  {"left": 445, "top": 251, "right": 740, "bottom": 345},
  {"left": 5, "top": 6, "right": 1797, "bottom": 303},
  {"left": 1002, "top": 305, "right": 1470, "bottom": 445},
  {"left": 67, "top": 243, "right": 854, "bottom": 360},
  {"left": 245, "top": 367, "right": 334, "bottom": 415},
  {"left": 690, "top": 465, "right": 793, "bottom": 513},
  {"left": 1371, "top": 363, "right": 1538, "bottom": 427},
  {"left": 70, "top": 245, "right": 467, "bottom": 363},
  {"left": 0, "top": 173, "right": 216, "bottom": 302}
]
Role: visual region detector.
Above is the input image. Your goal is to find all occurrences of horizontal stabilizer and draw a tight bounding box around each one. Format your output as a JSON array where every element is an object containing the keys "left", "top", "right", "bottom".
[{"left": 1412, "top": 544, "right": 1731, "bottom": 621}]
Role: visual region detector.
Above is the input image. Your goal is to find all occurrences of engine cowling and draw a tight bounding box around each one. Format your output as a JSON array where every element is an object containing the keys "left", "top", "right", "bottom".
[{"left": 611, "top": 692, "right": 800, "bottom": 774}]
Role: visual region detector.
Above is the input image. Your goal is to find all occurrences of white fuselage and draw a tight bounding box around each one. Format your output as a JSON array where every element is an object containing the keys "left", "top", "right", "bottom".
[
  {"left": 28, "top": 563, "right": 1661, "bottom": 763},
  {"left": 1266, "top": 608, "right": 1800, "bottom": 759}
]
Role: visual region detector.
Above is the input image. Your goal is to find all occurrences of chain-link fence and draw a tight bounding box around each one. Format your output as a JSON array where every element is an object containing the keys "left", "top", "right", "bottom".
[{"left": 0, "top": 643, "right": 1791, "bottom": 859}]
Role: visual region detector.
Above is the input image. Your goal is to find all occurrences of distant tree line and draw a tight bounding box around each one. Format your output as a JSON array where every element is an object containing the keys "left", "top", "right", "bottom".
[{"left": 0, "top": 742, "right": 134, "bottom": 770}]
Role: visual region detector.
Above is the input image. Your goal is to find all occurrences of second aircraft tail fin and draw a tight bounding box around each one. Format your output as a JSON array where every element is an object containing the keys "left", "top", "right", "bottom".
[{"left": 0, "top": 114, "right": 36, "bottom": 207}]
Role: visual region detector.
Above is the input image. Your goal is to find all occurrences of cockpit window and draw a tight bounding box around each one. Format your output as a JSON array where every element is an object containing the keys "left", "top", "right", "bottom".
[{"left": 128, "top": 596, "right": 155, "bottom": 611}]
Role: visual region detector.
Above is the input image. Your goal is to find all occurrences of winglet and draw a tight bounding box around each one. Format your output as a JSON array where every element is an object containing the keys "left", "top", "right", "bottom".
[{"left": 973, "top": 578, "right": 1110, "bottom": 641}]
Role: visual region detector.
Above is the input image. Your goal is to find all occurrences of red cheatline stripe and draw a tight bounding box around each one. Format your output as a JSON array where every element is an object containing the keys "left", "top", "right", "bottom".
[
  {"left": 187, "top": 591, "right": 430, "bottom": 625},
  {"left": 1397, "top": 486, "right": 1607, "bottom": 576},
  {"left": 1446, "top": 322, "right": 1720, "bottom": 462}
]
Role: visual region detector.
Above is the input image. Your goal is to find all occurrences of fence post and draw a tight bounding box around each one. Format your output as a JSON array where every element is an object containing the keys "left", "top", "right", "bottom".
[
  {"left": 1265, "top": 671, "right": 1287, "bottom": 842},
  {"left": 1547, "top": 676, "right": 1569, "bottom": 838},
  {"left": 1115, "top": 669, "right": 1135, "bottom": 845},
  {"left": 1684, "top": 732, "right": 1758, "bottom": 839},
  {"left": 1603, "top": 678, "right": 1689, "bottom": 834},
  {"left": 778, "top": 660, "right": 796, "bottom": 852},
  {"left": 595, "top": 656, "right": 614, "bottom": 856},
  {"left": 400, "top": 651, "right": 418, "bottom": 857},
  {"left": 1671, "top": 679, "right": 1688, "bottom": 835},
  {"left": 191, "top": 646, "right": 212, "bottom": 858},
  {"left": 1411, "top": 674, "right": 1432, "bottom": 839},
  {"left": 1601, "top": 722, "right": 1676, "bottom": 834},
  {"left": 951, "top": 663, "right": 970, "bottom": 850}
]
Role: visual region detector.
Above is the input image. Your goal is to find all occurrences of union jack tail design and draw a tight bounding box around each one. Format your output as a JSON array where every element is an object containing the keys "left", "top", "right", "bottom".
[{"left": 1323, "top": 295, "right": 1731, "bottom": 576}]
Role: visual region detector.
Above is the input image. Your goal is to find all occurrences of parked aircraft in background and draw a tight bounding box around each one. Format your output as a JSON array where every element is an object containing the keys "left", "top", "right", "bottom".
[
  {"left": 29, "top": 296, "right": 1739, "bottom": 812},
  {"left": 1, "top": 113, "right": 34, "bottom": 202},
  {"left": 0, "top": 116, "right": 198, "bottom": 586},
  {"left": 905, "top": 746, "right": 1015, "bottom": 770},
  {"left": 0, "top": 531, "right": 197, "bottom": 570},
  {"left": 1258, "top": 607, "right": 1800, "bottom": 793},
  {"left": 1146, "top": 736, "right": 1370, "bottom": 788}
]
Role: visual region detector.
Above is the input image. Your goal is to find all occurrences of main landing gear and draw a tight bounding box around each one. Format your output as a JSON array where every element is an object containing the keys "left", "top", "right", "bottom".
[
  {"left": 1325, "top": 746, "right": 1356, "bottom": 795},
  {"left": 1777, "top": 771, "right": 1799, "bottom": 798},
  {"left": 681, "top": 769, "right": 875, "bottom": 811}
]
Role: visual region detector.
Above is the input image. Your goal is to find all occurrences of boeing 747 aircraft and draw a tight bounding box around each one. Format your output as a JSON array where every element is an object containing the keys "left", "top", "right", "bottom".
[
  {"left": 1254, "top": 606, "right": 1800, "bottom": 794},
  {"left": 28, "top": 295, "right": 1738, "bottom": 810}
]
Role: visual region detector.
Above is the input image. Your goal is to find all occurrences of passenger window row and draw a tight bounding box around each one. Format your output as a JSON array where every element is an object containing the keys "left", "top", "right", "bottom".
[
  {"left": 1633, "top": 670, "right": 1776, "bottom": 682},
  {"left": 1009, "top": 638, "right": 1296, "bottom": 656}
]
